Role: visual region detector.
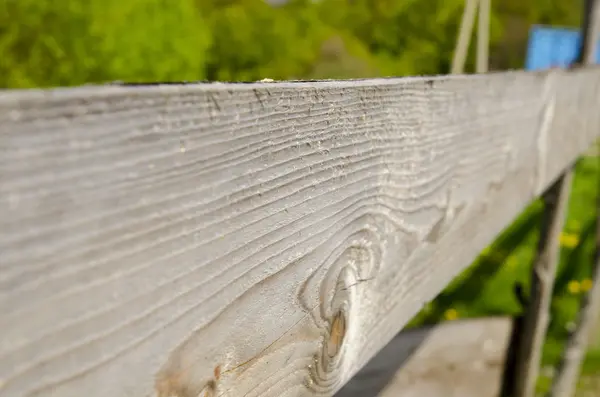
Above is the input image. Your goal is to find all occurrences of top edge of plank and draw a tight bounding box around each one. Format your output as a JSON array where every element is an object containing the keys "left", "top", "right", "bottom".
[{"left": 0, "top": 68, "right": 552, "bottom": 104}]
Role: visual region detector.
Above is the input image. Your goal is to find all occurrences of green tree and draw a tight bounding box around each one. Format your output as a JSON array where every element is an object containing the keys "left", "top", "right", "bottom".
[
  {"left": 314, "top": 0, "right": 482, "bottom": 76},
  {"left": 0, "top": 0, "right": 211, "bottom": 88},
  {"left": 200, "top": 0, "right": 327, "bottom": 81},
  {"left": 0, "top": 0, "right": 587, "bottom": 87}
]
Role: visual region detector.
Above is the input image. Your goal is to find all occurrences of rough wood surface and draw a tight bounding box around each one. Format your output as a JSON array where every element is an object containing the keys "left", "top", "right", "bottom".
[
  {"left": 335, "top": 317, "right": 512, "bottom": 397},
  {"left": 1, "top": 69, "right": 600, "bottom": 397}
]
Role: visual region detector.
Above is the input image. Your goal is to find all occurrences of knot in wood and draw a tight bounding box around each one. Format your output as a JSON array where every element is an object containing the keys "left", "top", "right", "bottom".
[{"left": 327, "top": 310, "right": 347, "bottom": 358}]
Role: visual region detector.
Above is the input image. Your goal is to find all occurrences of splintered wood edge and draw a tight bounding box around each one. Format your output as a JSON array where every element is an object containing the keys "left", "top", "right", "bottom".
[{"left": 0, "top": 68, "right": 600, "bottom": 397}]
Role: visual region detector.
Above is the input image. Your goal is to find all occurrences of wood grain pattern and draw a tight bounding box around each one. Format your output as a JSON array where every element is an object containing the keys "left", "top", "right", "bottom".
[{"left": 1, "top": 69, "right": 600, "bottom": 397}]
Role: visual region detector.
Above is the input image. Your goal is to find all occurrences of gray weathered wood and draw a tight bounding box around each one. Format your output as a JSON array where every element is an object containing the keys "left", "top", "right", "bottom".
[
  {"left": 513, "top": 172, "right": 573, "bottom": 397},
  {"left": 336, "top": 317, "right": 512, "bottom": 397},
  {"left": 1, "top": 69, "right": 600, "bottom": 397},
  {"left": 548, "top": 3, "right": 600, "bottom": 396}
]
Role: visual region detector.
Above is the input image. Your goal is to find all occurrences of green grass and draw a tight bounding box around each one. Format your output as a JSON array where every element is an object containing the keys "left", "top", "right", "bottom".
[{"left": 407, "top": 150, "right": 600, "bottom": 394}]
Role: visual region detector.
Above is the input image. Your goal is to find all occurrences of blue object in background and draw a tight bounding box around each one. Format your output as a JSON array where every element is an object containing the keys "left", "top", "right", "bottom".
[{"left": 525, "top": 25, "right": 600, "bottom": 70}]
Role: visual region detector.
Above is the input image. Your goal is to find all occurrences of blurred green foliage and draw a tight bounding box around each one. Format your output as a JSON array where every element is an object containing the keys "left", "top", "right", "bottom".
[
  {"left": 0, "top": 0, "right": 211, "bottom": 87},
  {"left": 0, "top": 0, "right": 583, "bottom": 88}
]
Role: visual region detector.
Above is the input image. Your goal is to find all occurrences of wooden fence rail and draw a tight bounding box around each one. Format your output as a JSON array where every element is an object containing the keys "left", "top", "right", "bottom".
[{"left": 1, "top": 68, "right": 600, "bottom": 397}]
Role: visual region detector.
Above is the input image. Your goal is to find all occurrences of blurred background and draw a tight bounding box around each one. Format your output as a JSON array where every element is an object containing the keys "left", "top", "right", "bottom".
[
  {"left": 0, "top": 0, "right": 585, "bottom": 87},
  {"left": 1, "top": 0, "right": 598, "bottom": 394}
]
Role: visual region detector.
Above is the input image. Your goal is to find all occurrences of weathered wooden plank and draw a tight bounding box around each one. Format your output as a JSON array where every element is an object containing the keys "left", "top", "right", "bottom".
[
  {"left": 514, "top": 172, "right": 573, "bottom": 397},
  {"left": 1, "top": 69, "right": 600, "bottom": 397},
  {"left": 548, "top": 3, "right": 600, "bottom": 397},
  {"left": 336, "top": 317, "right": 512, "bottom": 397}
]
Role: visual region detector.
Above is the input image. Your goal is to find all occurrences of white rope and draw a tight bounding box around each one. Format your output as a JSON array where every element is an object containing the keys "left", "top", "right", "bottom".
[
  {"left": 451, "top": 0, "right": 479, "bottom": 74},
  {"left": 451, "top": 0, "right": 490, "bottom": 74},
  {"left": 476, "top": 0, "right": 490, "bottom": 73}
]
